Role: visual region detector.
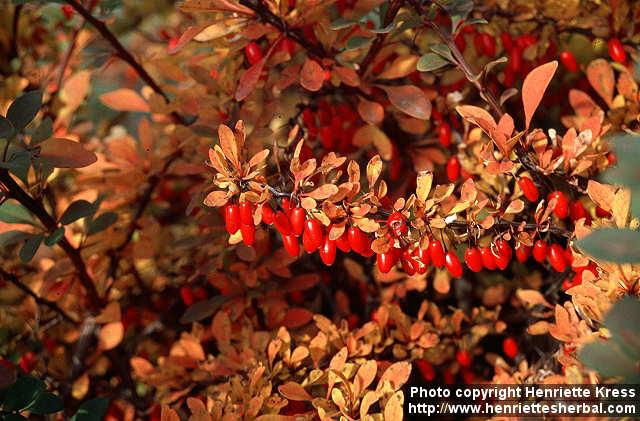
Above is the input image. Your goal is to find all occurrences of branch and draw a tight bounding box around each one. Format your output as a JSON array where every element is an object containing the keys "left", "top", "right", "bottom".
[
  {"left": 0, "top": 268, "right": 78, "bottom": 324},
  {"left": 63, "top": 0, "right": 193, "bottom": 126},
  {"left": 9, "top": 4, "right": 23, "bottom": 61},
  {"left": 0, "top": 170, "right": 102, "bottom": 312},
  {"left": 358, "top": 0, "right": 404, "bottom": 76},
  {"left": 238, "top": 0, "right": 328, "bottom": 59}
]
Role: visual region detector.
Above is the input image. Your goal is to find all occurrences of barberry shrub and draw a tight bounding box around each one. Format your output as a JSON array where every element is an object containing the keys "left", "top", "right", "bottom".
[{"left": 0, "top": 0, "right": 639, "bottom": 419}]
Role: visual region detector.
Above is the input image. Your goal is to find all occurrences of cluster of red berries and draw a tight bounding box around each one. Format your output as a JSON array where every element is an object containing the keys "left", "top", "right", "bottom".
[
  {"left": 223, "top": 197, "right": 598, "bottom": 281},
  {"left": 179, "top": 285, "right": 209, "bottom": 307},
  {"left": 518, "top": 178, "right": 611, "bottom": 223},
  {"left": 301, "top": 101, "right": 360, "bottom": 155}
]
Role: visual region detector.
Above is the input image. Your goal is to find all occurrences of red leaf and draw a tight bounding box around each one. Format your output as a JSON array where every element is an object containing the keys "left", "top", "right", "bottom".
[
  {"left": 378, "top": 85, "right": 431, "bottom": 119},
  {"left": 522, "top": 61, "right": 558, "bottom": 130},
  {"left": 40, "top": 138, "right": 97, "bottom": 168},
  {"left": 280, "top": 308, "right": 313, "bottom": 328},
  {"left": 300, "top": 59, "right": 324, "bottom": 92},
  {"left": 235, "top": 58, "right": 266, "bottom": 101}
]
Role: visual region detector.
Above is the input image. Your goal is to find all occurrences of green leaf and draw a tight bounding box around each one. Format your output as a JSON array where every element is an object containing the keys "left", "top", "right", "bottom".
[
  {"left": 440, "top": 0, "right": 473, "bottom": 33},
  {"left": 180, "top": 295, "right": 231, "bottom": 324},
  {"left": 417, "top": 53, "right": 450, "bottom": 72},
  {"left": 456, "top": 17, "right": 487, "bottom": 33},
  {"left": 70, "top": 397, "right": 110, "bottom": 421},
  {"left": 601, "top": 134, "right": 640, "bottom": 188},
  {"left": 30, "top": 117, "right": 53, "bottom": 145},
  {"left": 7, "top": 90, "right": 42, "bottom": 131},
  {"left": 20, "top": 234, "right": 44, "bottom": 262},
  {"left": 45, "top": 227, "right": 65, "bottom": 246},
  {"left": 330, "top": 17, "right": 356, "bottom": 30},
  {"left": 430, "top": 43, "right": 455, "bottom": 62},
  {"left": 0, "top": 230, "right": 32, "bottom": 247},
  {"left": 575, "top": 228, "right": 640, "bottom": 263},
  {"left": 0, "top": 201, "right": 36, "bottom": 225},
  {"left": 87, "top": 212, "right": 118, "bottom": 236},
  {"left": 346, "top": 36, "right": 372, "bottom": 50},
  {"left": 579, "top": 297, "right": 640, "bottom": 383},
  {"left": 60, "top": 200, "right": 97, "bottom": 225},
  {"left": 0, "top": 150, "right": 31, "bottom": 185},
  {"left": 0, "top": 116, "right": 15, "bottom": 139},
  {"left": 28, "top": 392, "right": 63, "bottom": 414},
  {"left": 3, "top": 375, "right": 45, "bottom": 412}
]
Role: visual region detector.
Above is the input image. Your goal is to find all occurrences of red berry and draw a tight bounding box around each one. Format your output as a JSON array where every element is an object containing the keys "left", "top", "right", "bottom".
[
  {"left": 480, "top": 33, "right": 496, "bottom": 57},
  {"left": 508, "top": 46, "right": 522, "bottom": 72},
  {"left": 502, "top": 337, "right": 519, "bottom": 359},
  {"left": 240, "top": 223, "right": 255, "bottom": 246},
  {"left": 429, "top": 240, "right": 446, "bottom": 267},
  {"left": 282, "top": 234, "right": 300, "bottom": 257},
  {"left": 608, "top": 38, "right": 626, "bottom": 64},
  {"left": 438, "top": 122, "right": 452, "bottom": 147},
  {"left": 494, "top": 239, "right": 512, "bottom": 270},
  {"left": 518, "top": 176, "right": 539, "bottom": 202},
  {"left": 261, "top": 203, "right": 275, "bottom": 225},
  {"left": 445, "top": 251, "right": 463, "bottom": 278},
  {"left": 569, "top": 200, "right": 590, "bottom": 224},
  {"left": 415, "top": 360, "right": 435, "bottom": 381},
  {"left": 480, "top": 246, "right": 497, "bottom": 270},
  {"left": 319, "top": 237, "right": 336, "bottom": 266},
  {"left": 289, "top": 207, "right": 306, "bottom": 236},
  {"left": 473, "top": 33, "right": 486, "bottom": 56},
  {"left": 302, "top": 230, "right": 317, "bottom": 253},
  {"left": 548, "top": 191, "right": 569, "bottom": 219},
  {"left": 387, "top": 211, "right": 408, "bottom": 237},
  {"left": 401, "top": 255, "right": 417, "bottom": 275},
  {"left": 548, "top": 244, "right": 567, "bottom": 272},
  {"left": 377, "top": 252, "right": 396, "bottom": 273},
  {"left": 180, "top": 286, "right": 194, "bottom": 306},
  {"left": 413, "top": 245, "right": 430, "bottom": 265},
  {"left": 515, "top": 243, "right": 531, "bottom": 263},
  {"left": 335, "top": 229, "right": 351, "bottom": 252},
  {"left": 456, "top": 350, "right": 472, "bottom": 368},
  {"left": 281, "top": 197, "right": 292, "bottom": 212},
  {"left": 239, "top": 201, "right": 254, "bottom": 225},
  {"left": 303, "top": 218, "right": 324, "bottom": 249},
  {"left": 446, "top": 156, "right": 460, "bottom": 182},
  {"left": 532, "top": 240, "right": 548, "bottom": 263},
  {"left": 193, "top": 287, "right": 208, "bottom": 301},
  {"left": 274, "top": 211, "right": 292, "bottom": 235},
  {"left": 348, "top": 226, "right": 370, "bottom": 255},
  {"left": 500, "top": 32, "right": 513, "bottom": 51},
  {"left": 516, "top": 34, "right": 537, "bottom": 49},
  {"left": 18, "top": 352, "right": 36, "bottom": 373},
  {"left": 559, "top": 51, "right": 579, "bottom": 72},
  {"left": 61, "top": 4, "right": 74, "bottom": 19},
  {"left": 244, "top": 42, "right": 263, "bottom": 65},
  {"left": 225, "top": 204, "right": 240, "bottom": 234},
  {"left": 464, "top": 247, "right": 483, "bottom": 272}
]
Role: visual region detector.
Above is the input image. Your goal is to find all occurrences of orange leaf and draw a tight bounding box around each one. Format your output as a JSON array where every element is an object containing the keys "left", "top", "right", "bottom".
[
  {"left": 522, "top": 61, "right": 558, "bottom": 130},
  {"left": 278, "top": 382, "right": 313, "bottom": 401},
  {"left": 456, "top": 105, "right": 497, "bottom": 134},
  {"left": 333, "top": 66, "right": 360, "bottom": 87},
  {"left": 218, "top": 124, "right": 239, "bottom": 169},
  {"left": 378, "top": 85, "right": 431, "bottom": 119},
  {"left": 376, "top": 361, "right": 411, "bottom": 391},
  {"left": 235, "top": 57, "right": 265, "bottom": 101},
  {"left": 161, "top": 405, "right": 180, "bottom": 421},
  {"left": 100, "top": 89, "right": 150, "bottom": 113},
  {"left": 167, "top": 26, "right": 204, "bottom": 54},
  {"left": 357, "top": 97, "right": 384, "bottom": 124},
  {"left": 586, "top": 59, "right": 615, "bottom": 107},
  {"left": 300, "top": 59, "right": 324, "bottom": 92},
  {"left": 98, "top": 321, "right": 124, "bottom": 350}
]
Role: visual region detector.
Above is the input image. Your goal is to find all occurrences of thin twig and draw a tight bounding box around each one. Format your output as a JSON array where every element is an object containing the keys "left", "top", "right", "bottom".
[
  {"left": 9, "top": 4, "right": 23, "bottom": 61},
  {"left": 238, "top": 0, "right": 328, "bottom": 59},
  {"left": 359, "top": 0, "right": 404, "bottom": 76},
  {"left": 0, "top": 268, "right": 78, "bottom": 324},
  {"left": 63, "top": 0, "right": 193, "bottom": 125},
  {"left": 0, "top": 170, "right": 102, "bottom": 311}
]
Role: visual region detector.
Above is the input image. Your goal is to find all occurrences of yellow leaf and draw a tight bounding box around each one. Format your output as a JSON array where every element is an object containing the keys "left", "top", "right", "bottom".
[
  {"left": 99, "top": 89, "right": 150, "bottom": 112},
  {"left": 98, "top": 321, "right": 124, "bottom": 350},
  {"left": 416, "top": 171, "right": 433, "bottom": 202}
]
